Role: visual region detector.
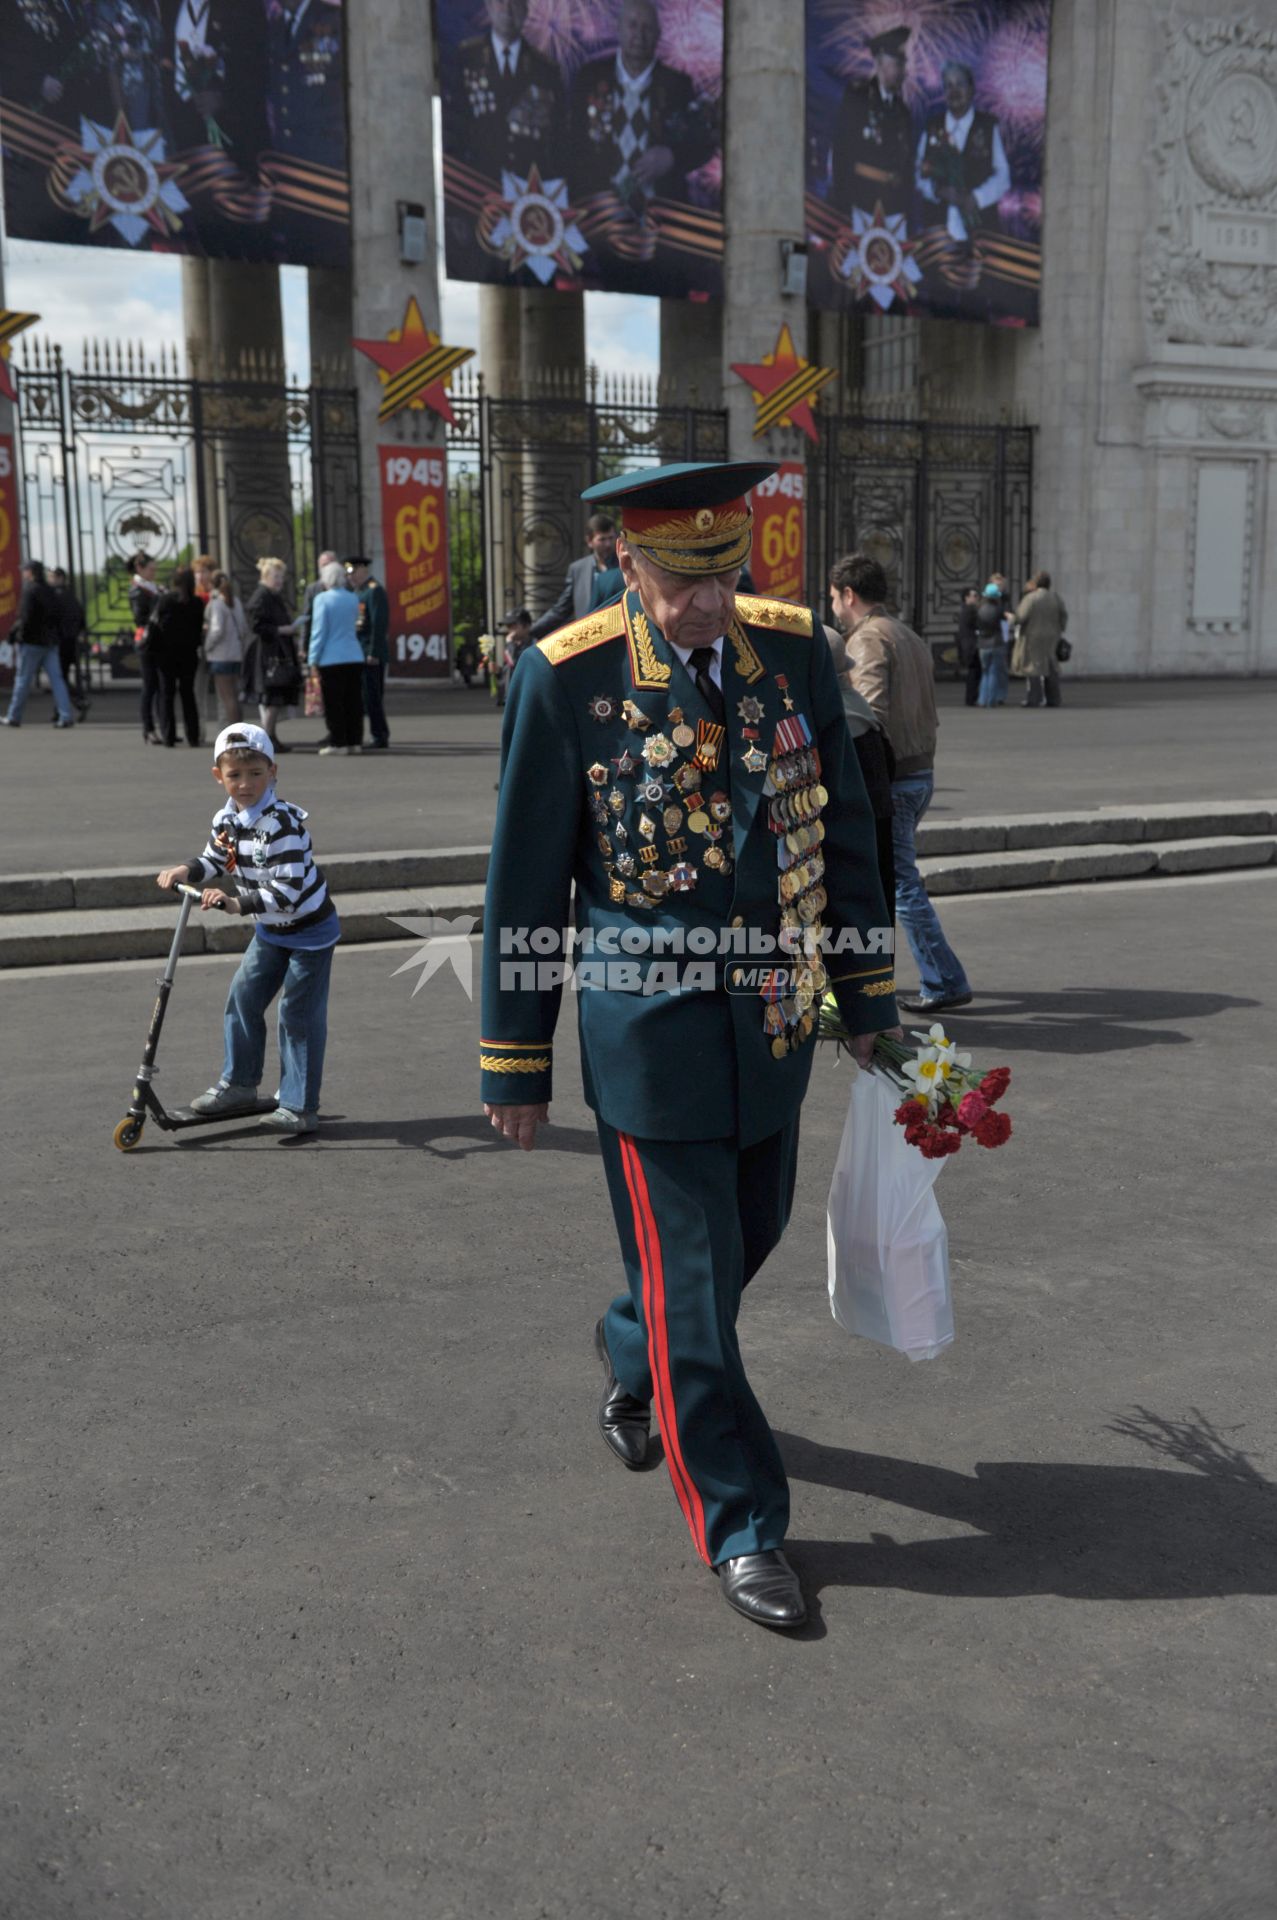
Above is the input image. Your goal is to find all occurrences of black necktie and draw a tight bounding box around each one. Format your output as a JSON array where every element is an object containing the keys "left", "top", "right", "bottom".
[{"left": 688, "top": 645, "right": 724, "bottom": 725}]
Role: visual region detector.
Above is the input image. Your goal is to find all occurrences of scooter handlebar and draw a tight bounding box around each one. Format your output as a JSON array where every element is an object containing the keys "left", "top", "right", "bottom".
[{"left": 172, "top": 882, "right": 226, "bottom": 910}]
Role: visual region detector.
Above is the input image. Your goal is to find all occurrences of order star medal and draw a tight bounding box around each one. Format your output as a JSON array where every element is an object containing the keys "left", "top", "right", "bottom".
[{"left": 641, "top": 732, "right": 676, "bottom": 769}]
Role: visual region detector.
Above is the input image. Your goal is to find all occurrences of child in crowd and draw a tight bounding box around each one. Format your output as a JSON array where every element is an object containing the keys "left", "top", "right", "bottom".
[{"left": 156, "top": 723, "right": 339, "bottom": 1135}]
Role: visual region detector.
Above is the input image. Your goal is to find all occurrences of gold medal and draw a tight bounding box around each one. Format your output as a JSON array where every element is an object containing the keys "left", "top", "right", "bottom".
[
  {"left": 672, "top": 724, "right": 695, "bottom": 750},
  {"left": 771, "top": 1036, "right": 788, "bottom": 1060},
  {"left": 687, "top": 808, "right": 710, "bottom": 835}
]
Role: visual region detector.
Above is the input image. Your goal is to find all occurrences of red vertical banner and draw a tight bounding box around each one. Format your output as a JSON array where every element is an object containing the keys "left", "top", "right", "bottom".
[
  {"left": 750, "top": 462, "right": 807, "bottom": 605},
  {"left": 0, "top": 434, "right": 20, "bottom": 689},
  {"left": 379, "top": 445, "right": 452, "bottom": 679}
]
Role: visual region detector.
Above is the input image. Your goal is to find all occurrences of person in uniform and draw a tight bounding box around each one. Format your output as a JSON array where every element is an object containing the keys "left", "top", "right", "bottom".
[
  {"left": 480, "top": 461, "right": 900, "bottom": 1630},
  {"left": 830, "top": 24, "right": 914, "bottom": 222},
  {"left": 266, "top": 0, "right": 346, "bottom": 168},
  {"left": 443, "top": 0, "right": 565, "bottom": 184},
  {"left": 345, "top": 555, "right": 390, "bottom": 749}
]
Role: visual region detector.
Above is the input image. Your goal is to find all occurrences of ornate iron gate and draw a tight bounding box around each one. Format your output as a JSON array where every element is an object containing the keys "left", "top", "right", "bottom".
[
  {"left": 11, "top": 337, "right": 361, "bottom": 678},
  {"left": 812, "top": 410, "right": 1034, "bottom": 664},
  {"left": 443, "top": 370, "right": 729, "bottom": 640}
]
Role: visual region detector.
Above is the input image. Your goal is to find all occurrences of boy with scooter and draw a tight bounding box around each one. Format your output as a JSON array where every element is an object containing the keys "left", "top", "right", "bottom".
[{"left": 156, "top": 723, "right": 339, "bottom": 1136}]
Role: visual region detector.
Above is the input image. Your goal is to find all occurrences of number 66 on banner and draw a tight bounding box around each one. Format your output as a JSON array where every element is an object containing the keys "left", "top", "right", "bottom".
[{"left": 378, "top": 441, "right": 453, "bottom": 679}]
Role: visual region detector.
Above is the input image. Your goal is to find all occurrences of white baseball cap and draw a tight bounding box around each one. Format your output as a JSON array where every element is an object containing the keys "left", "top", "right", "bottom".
[{"left": 213, "top": 723, "right": 275, "bottom": 761}]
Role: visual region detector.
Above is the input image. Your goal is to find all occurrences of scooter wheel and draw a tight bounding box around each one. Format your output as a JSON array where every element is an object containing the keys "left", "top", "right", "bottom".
[{"left": 113, "top": 1116, "right": 145, "bottom": 1152}]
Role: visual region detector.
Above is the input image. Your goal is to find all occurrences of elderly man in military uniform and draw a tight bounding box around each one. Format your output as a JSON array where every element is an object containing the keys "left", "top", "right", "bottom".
[
  {"left": 266, "top": 0, "right": 346, "bottom": 167},
  {"left": 480, "top": 461, "right": 899, "bottom": 1630},
  {"left": 444, "top": 0, "right": 565, "bottom": 183},
  {"left": 830, "top": 24, "right": 915, "bottom": 222},
  {"left": 916, "top": 59, "right": 1011, "bottom": 244}
]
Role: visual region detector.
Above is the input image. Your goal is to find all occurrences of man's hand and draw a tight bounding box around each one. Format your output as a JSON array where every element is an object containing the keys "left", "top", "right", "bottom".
[
  {"left": 852, "top": 1023, "right": 903, "bottom": 1068},
  {"left": 484, "top": 1102, "right": 548, "bottom": 1152},
  {"left": 157, "top": 865, "right": 190, "bottom": 891},
  {"left": 632, "top": 145, "right": 674, "bottom": 188},
  {"left": 201, "top": 888, "right": 241, "bottom": 914}
]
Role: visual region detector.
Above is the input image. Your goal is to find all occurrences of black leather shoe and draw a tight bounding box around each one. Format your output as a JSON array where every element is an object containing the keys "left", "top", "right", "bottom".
[
  {"left": 717, "top": 1550, "right": 807, "bottom": 1628},
  {"left": 594, "top": 1317, "right": 650, "bottom": 1469},
  {"left": 899, "top": 991, "right": 973, "bottom": 1015}
]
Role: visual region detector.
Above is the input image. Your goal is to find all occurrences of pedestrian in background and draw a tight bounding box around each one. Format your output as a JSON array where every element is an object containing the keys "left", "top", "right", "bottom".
[
  {"left": 831, "top": 551, "right": 972, "bottom": 1014},
  {"left": 975, "top": 584, "right": 1009, "bottom": 707},
  {"left": 501, "top": 607, "right": 533, "bottom": 702},
  {"left": 129, "top": 552, "right": 163, "bottom": 743},
  {"left": 243, "top": 557, "right": 301, "bottom": 754},
  {"left": 151, "top": 566, "right": 205, "bottom": 747},
  {"left": 204, "top": 570, "right": 246, "bottom": 726},
  {"left": 826, "top": 620, "right": 896, "bottom": 908},
  {"left": 346, "top": 555, "right": 390, "bottom": 749},
  {"left": 955, "top": 586, "right": 981, "bottom": 706},
  {"left": 1, "top": 560, "right": 77, "bottom": 730},
  {"left": 50, "top": 567, "right": 90, "bottom": 718},
  {"left": 529, "top": 514, "right": 618, "bottom": 638},
  {"left": 308, "top": 559, "right": 365, "bottom": 755},
  {"left": 299, "top": 550, "right": 343, "bottom": 749},
  {"left": 1014, "top": 570, "right": 1069, "bottom": 708}
]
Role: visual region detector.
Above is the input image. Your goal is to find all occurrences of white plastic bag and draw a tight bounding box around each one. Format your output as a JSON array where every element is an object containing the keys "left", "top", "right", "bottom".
[{"left": 826, "top": 1068, "right": 954, "bottom": 1362}]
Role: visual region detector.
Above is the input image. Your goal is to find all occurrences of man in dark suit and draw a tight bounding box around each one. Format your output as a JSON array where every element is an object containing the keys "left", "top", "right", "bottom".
[
  {"left": 529, "top": 514, "right": 618, "bottom": 640},
  {"left": 481, "top": 462, "right": 900, "bottom": 1630},
  {"left": 443, "top": 0, "right": 565, "bottom": 183},
  {"left": 569, "top": 0, "right": 716, "bottom": 208},
  {"left": 831, "top": 24, "right": 915, "bottom": 221}
]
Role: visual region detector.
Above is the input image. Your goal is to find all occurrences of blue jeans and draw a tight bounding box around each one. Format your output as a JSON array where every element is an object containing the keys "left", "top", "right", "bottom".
[
  {"left": 891, "top": 774, "right": 971, "bottom": 1003},
  {"left": 363, "top": 659, "right": 388, "bottom": 744},
  {"left": 7, "top": 643, "right": 74, "bottom": 724},
  {"left": 221, "top": 934, "right": 335, "bottom": 1113},
  {"left": 977, "top": 644, "right": 1008, "bottom": 706}
]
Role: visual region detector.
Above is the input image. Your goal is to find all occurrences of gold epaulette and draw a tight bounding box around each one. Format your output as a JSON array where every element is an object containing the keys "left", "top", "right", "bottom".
[
  {"left": 537, "top": 602, "right": 626, "bottom": 666},
  {"left": 734, "top": 594, "right": 814, "bottom": 638}
]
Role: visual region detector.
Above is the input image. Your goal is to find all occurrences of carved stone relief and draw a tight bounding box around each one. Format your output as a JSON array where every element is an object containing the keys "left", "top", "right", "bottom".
[{"left": 1146, "top": 17, "right": 1277, "bottom": 347}]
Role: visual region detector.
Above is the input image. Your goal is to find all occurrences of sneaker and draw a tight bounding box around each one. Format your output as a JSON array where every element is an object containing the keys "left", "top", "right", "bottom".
[
  {"left": 262, "top": 1107, "right": 318, "bottom": 1135},
  {"left": 318, "top": 744, "right": 342, "bottom": 755},
  {"left": 1, "top": 717, "right": 20, "bottom": 728},
  {"left": 53, "top": 717, "right": 76, "bottom": 729},
  {"left": 189, "top": 1081, "right": 262, "bottom": 1115},
  {"left": 368, "top": 739, "right": 389, "bottom": 749},
  {"left": 345, "top": 744, "right": 363, "bottom": 755}
]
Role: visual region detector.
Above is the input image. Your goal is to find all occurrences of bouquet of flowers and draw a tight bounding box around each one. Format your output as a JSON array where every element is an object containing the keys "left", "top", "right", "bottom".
[
  {"left": 819, "top": 997, "right": 1013, "bottom": 1159},
  {"left": 177, "top": 40, "right": 230, "bottom": 148}
]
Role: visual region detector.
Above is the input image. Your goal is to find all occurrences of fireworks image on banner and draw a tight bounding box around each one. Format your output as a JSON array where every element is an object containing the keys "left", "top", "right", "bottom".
[{"left": 520, "top": 0, "right": 722, "bottom": 90}]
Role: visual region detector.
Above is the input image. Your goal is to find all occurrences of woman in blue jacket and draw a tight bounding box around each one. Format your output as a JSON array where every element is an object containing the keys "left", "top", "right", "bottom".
[{"left": 308, "top": 560, "right": 366, "bottom": 754}]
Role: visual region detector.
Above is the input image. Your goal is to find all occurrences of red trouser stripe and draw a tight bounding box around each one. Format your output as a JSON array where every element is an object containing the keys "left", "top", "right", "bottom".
[{"left": 618, "top": 1133, "right": 710, "bottom": 1565}]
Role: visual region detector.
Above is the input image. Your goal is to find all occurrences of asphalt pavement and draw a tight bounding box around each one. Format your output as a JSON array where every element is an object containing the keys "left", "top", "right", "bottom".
[
  {"left": 2, "top": 674, "right": 1275, "bottom": 875},
  {"left": 4, "top": 866, "right": 1275, "bottom": 1919}
]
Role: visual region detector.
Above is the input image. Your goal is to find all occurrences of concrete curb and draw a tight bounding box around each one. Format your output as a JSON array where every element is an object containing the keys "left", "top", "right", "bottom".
[
  {"left": 2, "top": 806, "right": 1272, "bottom": 915},
  {"left": 921, "top": 835, "right": 1276, "bottom": 895}
]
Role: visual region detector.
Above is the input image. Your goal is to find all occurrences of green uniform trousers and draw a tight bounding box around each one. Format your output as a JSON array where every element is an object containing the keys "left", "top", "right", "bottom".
[{"left": 598, "top": 1116, "right": 800, "bottom": 1566}]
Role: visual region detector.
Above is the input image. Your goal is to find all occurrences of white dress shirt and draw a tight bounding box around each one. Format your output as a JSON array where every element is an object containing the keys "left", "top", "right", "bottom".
[
  {"left": 916, "top": 109, "right": 1011, "bottom": 243},
  {"left": 670, "top": 633, "right": 724, "bottom": 693},
  {"left": 491, "top": 32, "right": 522, "bottom": 76}
]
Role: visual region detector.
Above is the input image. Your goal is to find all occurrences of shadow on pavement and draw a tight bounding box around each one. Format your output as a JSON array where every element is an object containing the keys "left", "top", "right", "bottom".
[
  {"left": 779, "top": 1406, "right": 1277, "bottom": 1603},
  {"left": 934, "top": 986, "right": 1259, "bottom": 1055},
  {"left": 295, "top": 1113, "right": 600, "bottom": 1156}
]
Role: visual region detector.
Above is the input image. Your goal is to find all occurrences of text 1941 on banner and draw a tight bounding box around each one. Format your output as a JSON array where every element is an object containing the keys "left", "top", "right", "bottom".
[
  {"left": 750, "top": 464, "right": 806, "bottom": 607},
  {"left": 380, "top": 448, "right": 452, "bottom": 680}
]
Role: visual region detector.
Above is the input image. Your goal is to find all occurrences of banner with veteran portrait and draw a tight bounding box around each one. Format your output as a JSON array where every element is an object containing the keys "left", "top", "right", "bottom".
[
  {"left": 805, "top": 0, "right": 1051, "bottom": 325},
  {"left": 1, "top": 0, "right": 350, "bottom": 266},
  {"left": 439, "top": 0, "right": 723, "bottom": 298}
]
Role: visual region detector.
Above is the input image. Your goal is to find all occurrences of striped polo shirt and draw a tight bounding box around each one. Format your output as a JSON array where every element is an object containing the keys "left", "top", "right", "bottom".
[{"left": 186, "top": 789, "right": 337, "bottom": 944}]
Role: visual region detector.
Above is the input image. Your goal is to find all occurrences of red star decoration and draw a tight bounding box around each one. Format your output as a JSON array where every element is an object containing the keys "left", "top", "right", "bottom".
[
  {"left": 352, "top": 296, "right": 475, "bottom": 426},
  {"left": 0, "top": 310, "right": 40, "bottom": 404},
  {"left": 730, "top": 322, "right": 839, "bottom": 445}
]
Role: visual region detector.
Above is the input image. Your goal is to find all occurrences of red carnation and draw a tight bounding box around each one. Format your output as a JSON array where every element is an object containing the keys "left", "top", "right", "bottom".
[
  {"left": 979, "top": 1067, "right": 1011, "bottom": 1103},
  {"left": 973, "top": 1109, "right": 1012, "bottom": 1148},
  {"left": 957, "top": 1090, "right": 989, "bottom": 1128}
]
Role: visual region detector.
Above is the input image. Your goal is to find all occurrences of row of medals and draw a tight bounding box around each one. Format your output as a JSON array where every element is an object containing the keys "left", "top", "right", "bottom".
[
  {"left": 584, "top": 691, "right": 831, "bottom": 1062},
  {"left": 586, "top": 697, "right": 732, "bottom": 908},
  {"left": 765, "top": 722, "right": 830, "bottom": 1059}
]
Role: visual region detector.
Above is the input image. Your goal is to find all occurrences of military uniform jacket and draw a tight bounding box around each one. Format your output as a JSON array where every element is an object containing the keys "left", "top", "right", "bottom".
[
  {"left": 832, "top": 80, "right": 915, "bottom": 219},
  {"left": 480, "top": 591, "right": 898, "bottom": 1148},
  {"left": 445, "top": 35, "right": 566, "bottom": 181},
  {"left": 569, "top": 57, "right": 717, "bottom": 202}
]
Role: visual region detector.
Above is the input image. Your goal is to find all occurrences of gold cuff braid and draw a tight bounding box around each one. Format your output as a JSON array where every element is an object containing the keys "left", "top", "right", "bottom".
[{"left": 480, "top": 1053, "right": 552, "bottom": 1074}]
